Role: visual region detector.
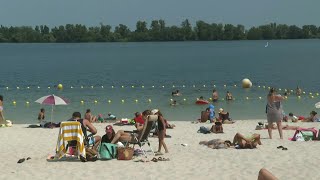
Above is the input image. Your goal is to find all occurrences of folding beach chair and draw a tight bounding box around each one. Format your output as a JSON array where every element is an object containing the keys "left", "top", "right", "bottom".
[
  {"left": 55, "top": 121, "right": 86, "bottom": 159},
  {"left": 124, "top": 115, "right": 158, "bottom": 157}
]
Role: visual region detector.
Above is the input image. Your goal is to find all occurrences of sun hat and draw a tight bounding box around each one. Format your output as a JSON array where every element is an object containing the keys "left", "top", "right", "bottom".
[
  {"left": 106, "top": 125, "right": 113, "bottom": 133},
  {"left": 219, "top": 108, "right": 224, "bottom": 113},
  {"left": 151, "top": 109, "right": 159, "bottom": 115}
]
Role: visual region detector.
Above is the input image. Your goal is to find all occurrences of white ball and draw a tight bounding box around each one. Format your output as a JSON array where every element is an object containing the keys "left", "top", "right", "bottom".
[{"left": 242, "top": 78, "right": 252, "bottom": 88}]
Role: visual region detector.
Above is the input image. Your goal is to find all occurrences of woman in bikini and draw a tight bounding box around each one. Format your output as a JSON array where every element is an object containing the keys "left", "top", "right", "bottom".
[
  {"left": 233, "top": 132, "right": 262, "bottom": 149},
  {"left": 152, "top": 109, "right": 169, "bottom": 154}
]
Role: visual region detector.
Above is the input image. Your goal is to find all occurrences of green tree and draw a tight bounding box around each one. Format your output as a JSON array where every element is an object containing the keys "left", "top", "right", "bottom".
[
  {"left": 233, "top": 25, "right": 245, "bottom": 40},
  {"left": 181, "top": 19, "right": 194, "bottom": 40},
  {"left": 287, "top": 25, "right": 303, "bottom": 39},
  {"left": 114, "top": 24, "right": 130, "bottom": 41},
  {"left": 195, "top": 20, "right": 211, "bottom": 40},
  {"left": 223, "top": 24, "right": 235, "bottom": 40},
  {"left": 247, "top": 27, "right": 262, "bottom": 40}
]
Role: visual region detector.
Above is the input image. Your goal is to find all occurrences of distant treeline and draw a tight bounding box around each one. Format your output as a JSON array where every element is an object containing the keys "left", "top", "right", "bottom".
[{"left": 0, "top": 19, "right": 320, "bottom": 43}]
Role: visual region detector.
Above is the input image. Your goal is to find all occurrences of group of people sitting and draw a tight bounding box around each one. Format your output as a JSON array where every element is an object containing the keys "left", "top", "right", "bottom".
[
  {"left": 199, "top": 104, "right": 234, "bottom": 124},
  {"left": 63, "top": 108, "right": 171, "bottom": 159},
  {"left": 37, "top": 108, "right": 117, "bottom": 127},
  {"left": 84, "top": 109, "right": 117, "bottom": 123},
  {"left": 283, "top": 110, "right": 319, "bottom": 122}
]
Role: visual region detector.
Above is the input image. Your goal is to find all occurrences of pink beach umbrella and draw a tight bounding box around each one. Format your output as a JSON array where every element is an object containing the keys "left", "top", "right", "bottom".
[{"left": 35, "top": 94, "right": 70, "bottom": 122}]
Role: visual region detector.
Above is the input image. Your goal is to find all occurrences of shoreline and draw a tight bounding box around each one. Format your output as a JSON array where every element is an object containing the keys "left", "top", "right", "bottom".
[{"left": 1, "top": 120, "right": 320, "bottom": 179}]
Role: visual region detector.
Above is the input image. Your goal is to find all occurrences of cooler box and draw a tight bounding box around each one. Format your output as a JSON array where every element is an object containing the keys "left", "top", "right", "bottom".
[{"left": 121, "top": 118, "right": 128, "bottom": 124}]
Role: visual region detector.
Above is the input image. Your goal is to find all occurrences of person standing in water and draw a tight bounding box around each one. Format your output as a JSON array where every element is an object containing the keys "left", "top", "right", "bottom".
[{"left": 212, "top": 89, "right": 219, "bottom": 102}]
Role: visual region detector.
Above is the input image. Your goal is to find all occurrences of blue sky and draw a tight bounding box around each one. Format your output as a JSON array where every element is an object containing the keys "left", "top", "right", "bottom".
[{"left": 0, "top": 0, "right": 319, "bottom": 30}]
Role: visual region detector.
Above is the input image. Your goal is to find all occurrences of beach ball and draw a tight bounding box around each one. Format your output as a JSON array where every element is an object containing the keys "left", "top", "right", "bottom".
[
  {"left": 242, "top": 78, "right": 252, "bottom": 88},
  {"left": 57, "top": 84, "right": 63, "bottom": 90}
]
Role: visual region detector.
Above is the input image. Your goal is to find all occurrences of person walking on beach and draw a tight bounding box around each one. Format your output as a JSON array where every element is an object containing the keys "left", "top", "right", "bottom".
[
  {"left": 0, "top": 95, "right": 5, "bottom": 124},
  {"left": 152, "top": 109, "right": 169, "bottom": 154},
  {"left": 266, "top": 88, "right": 284, "bottom": 139}
]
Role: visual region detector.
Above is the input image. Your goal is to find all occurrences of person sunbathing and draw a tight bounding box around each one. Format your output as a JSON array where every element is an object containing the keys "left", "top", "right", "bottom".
[
  {"left": 111, "top": 110, "right": 151, "bottom": 144},
  {"left": 303, "top": 111, "right": 319, "bottom": 122},
  {"left": 199, "top": 139, "right": 232, "bottom": 149},
  {"left": 256, "top": 123, "right": 299, "bottom": 130},
  {"left": 233, "top": 132, "right": 262, "bottom": 149}
]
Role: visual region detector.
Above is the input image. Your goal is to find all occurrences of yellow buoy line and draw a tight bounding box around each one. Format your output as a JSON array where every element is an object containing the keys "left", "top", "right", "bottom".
[
  {"left": 1, "top": 84, "right": 316, "bottom": 92},
  {"left": 2, "top": 85, "right": 319, "bottom": 99},
  {"left": 8, "top": 95, "right": 319, "bottom": 105}
]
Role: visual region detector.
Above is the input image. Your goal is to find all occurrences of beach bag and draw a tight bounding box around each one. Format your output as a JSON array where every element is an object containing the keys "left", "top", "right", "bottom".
[
  {"left": 99, "top": 143, "right": 117, "bottom": 160},
  {"left": 117, "top": 147, "right": 134, "bottom": 160},
  {"left": 301, "top": 131, "right": 314, "bottom": 141},
  {"left": 198, "top": 126, "right": 210, "bottom": 134},
  {"left": 291, "top": 128, "right": 317, "bottom": 141},
  {"left": 295, "top": 132, "right": 305, "bottom": 141}
]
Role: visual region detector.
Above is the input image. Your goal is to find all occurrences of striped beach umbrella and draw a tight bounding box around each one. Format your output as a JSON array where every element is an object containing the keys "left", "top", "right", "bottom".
[{"left": 35, "top": 94, "right": 70, "bottom": 122}]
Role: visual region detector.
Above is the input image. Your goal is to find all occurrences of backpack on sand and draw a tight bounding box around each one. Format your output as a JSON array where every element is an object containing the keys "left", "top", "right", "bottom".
[{"left": 198, "top": 126, "right": 211, "bottom": 134}]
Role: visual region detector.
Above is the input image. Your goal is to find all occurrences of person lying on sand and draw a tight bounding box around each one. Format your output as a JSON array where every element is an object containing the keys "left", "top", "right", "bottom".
[
  {"left": 199, "top": 139, "right": 232, "bottom": 149},
  {"left": 256, "top": 123, "right": 299, "bottom": 130},
  {"left": 303, "top": 111, "right": 319, "bottom": 122},
  {"left": 233, "top": 132, "right": 262, "bottom": 149},
  {"left": 200, "top": 133, "right": 262, "bottom": 149}
]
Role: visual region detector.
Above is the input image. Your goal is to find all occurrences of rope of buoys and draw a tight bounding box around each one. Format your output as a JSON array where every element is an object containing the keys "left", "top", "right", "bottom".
[
  {"left": 1, "top": 84, "right": 318, "bottom": 92},
  {"left": 7, "top": 94, "right": 319, "bottom": 106}
]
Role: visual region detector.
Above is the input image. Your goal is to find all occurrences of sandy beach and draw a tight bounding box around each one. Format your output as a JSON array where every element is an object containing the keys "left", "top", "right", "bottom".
[{"left": 1, "top": 120, "right": 320, "bottom": 180}]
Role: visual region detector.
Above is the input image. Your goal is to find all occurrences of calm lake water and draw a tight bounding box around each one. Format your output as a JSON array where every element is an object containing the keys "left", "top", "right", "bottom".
[{"left": 1, "top": 40, "right": 320, "bottom": 123}]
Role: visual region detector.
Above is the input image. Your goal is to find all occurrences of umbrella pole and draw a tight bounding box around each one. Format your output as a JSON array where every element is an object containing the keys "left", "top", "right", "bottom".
[{"left": 51, "top": 105, "right": 54, "bottom": 123}]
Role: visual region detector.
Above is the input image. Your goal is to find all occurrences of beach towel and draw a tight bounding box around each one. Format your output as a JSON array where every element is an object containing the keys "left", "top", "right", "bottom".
[
  {"left": 56, "top": 122, "right": 86, "bottom": 159},
  {"left": 290, "top": 128, "right": 317, "bottom": 141}
]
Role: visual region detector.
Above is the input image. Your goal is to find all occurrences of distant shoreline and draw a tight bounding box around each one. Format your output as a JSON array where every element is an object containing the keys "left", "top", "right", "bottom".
[{"left": 1, "top": 20, "right": 319, "bottom": 43}]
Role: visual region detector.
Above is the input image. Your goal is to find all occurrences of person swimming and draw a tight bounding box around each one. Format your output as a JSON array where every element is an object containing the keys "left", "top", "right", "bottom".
[{"left": 172, "top": 90, "right": 181, "bottom": 96}]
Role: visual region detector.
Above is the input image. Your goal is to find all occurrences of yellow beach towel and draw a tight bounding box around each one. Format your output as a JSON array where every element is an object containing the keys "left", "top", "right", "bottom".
[{"left": 56, "top": 121, "right": 86, "bottom": 159}]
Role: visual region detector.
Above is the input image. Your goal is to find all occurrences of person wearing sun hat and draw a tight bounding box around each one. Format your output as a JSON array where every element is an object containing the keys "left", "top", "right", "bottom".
[
  {"left": 152, "top": 109, "right": 169, "bottom": 154},
  {"left": 218, "top": 108, "right": 234, "bottom": 124},
  {"left": 101, "top": 125, "right": 115, "bottom": 143}
]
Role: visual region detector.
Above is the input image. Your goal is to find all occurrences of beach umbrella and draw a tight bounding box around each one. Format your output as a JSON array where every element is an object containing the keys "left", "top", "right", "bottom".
[
  {"left": 315, "top": 102, "right": 320, "bottom": 109},
  {"left": 35, "top": 94, "right": 70, "bottom": 122}
]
